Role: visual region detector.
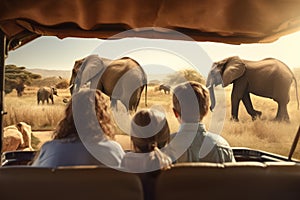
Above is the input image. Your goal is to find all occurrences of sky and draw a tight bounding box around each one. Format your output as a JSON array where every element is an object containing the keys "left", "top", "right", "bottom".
[{"left": 5, "top": 30, "right": 300, "bottom": 78}]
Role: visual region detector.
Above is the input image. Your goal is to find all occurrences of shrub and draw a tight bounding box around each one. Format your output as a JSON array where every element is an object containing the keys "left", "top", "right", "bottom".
[
  {"left": 5, "top": 65, "right": 41, "bottom": 94},
  {"left": 56, "top": 80, "right": 69, "bottom": 89},
  {"left": 165, "top": 69, "right": 205, "bottom": 85}
]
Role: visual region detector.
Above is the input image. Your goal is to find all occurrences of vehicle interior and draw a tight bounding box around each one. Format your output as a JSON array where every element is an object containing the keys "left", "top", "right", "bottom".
[{"left": 1, "top": 0, "right": 300, "bottom": 200}]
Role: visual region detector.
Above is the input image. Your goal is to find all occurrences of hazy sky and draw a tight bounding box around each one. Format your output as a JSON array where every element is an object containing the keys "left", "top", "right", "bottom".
[{"left": 6, "top": 30, "right": 300, "bottom": 77}]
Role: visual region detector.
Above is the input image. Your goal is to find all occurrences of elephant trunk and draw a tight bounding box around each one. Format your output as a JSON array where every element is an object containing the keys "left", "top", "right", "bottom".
[
  {"left": 206, "top": 72, "right": 216, "bottom": 111},
  {"left": 207, "top": 84, "right": 216, "bottom": 111}
]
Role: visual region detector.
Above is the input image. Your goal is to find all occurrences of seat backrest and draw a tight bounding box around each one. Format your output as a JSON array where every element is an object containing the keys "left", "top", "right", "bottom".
[
  {"left": 155, "top": 162, "right": 300, "bottom": 200},
  {"left": 0, "top": 166, "right": 143, "bottom": 200}
]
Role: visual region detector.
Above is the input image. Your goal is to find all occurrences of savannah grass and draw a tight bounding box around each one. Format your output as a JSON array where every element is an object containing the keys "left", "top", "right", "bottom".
[
  {"left": 4, "top": 88, "right": 68, "bottom": 130},
  {"left": 4, "top": 71, "right": 300, "bottom": 159},
  {"left": 139, "top": 75, "right": 300, "bottom": 160}
]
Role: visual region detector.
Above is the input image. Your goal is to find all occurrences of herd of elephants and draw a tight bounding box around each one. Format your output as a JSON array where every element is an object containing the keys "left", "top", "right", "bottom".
[{"left": 31, "top": 55, "right": 299, "bottom": 122}]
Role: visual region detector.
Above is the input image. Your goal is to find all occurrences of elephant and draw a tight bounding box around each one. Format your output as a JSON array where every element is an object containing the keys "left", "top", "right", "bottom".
[
  {"left": 5, "top": 78, "right": 25, "bottom": 97},
  {"left": 15, "top": 83, "right": 25, "bottom": 97},
  {"left": 159, "top": 84, "right": 171, "bottom": 94},
  {"left": 69, "top": 54, "right": 147, "bottom": 112},
  {"left": 37, "top": 87, "right": 58, "bottom": 104},
  {"left": 206, "top": 56, "right": 299, "bottom": 122},
  {"left": 3, "top": 122, "right": 33, "bottom": 152}
]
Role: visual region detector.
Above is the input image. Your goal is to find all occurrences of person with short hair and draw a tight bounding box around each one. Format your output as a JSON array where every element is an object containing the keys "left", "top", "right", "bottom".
[
  {"left": 121, "top": 108, "right": 172, "bottom": 172},
  {"left": 121, "top": 108, "right": 172, "bottom": 200},
  {"left": 32, "top": 89, "right": 125, "bottom": 168},
  {"left": 171, "top": 81, "right": 235, "bottom": 163}
]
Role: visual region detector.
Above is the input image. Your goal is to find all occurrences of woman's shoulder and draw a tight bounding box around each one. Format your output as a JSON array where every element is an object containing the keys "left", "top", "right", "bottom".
[
  {"left": 98, "top": 139, "right": 125, "bottom": 154},
  {"left": 40, "top": 140, "right": 58, "bottom": 149},
  {"left": 40, "top": 138, "right": 81, "bottom": 150}
]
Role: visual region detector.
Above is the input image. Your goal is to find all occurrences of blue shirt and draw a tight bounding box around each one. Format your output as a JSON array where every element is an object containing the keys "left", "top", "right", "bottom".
[
  {"left": 171, "top": 123, "right": 235, "bottom": 163},
  {"left": 31, "top": 138, "right": 125, "bottom": 168}
]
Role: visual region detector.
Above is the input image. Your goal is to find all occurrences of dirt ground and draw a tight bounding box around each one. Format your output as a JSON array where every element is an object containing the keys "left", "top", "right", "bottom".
[{"left": 33, "top": 131, "right": 132, "bottom": 151}]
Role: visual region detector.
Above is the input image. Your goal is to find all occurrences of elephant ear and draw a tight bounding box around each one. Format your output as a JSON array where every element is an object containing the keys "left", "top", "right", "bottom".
[
  {"left": 222, "top": 57, "right": 246, "bottom": 87},
  {"left": 75, "top": 55, "right": 106, "bottom": 91}
]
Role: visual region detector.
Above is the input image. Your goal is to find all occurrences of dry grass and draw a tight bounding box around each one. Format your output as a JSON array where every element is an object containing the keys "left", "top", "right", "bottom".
[
  {"left": 222, "top": 94, "right": 300, "bottom": 159},
  {"left": 4, "top": 88, "right": 70, "bottom": 130},
  {"left": 139, "top": 76, "right": 300, "bottom": 160},
  {"left": 4, "top": 73, "right": 300, "bottom": 159}
]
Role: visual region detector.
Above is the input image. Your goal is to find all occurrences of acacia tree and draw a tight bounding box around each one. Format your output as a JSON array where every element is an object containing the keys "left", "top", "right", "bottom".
[
  {"left": 5, "top": 65, "right": 41, "bottom": 96},
  {"left": 165, "top": 69, "right": 205, "bottom": 85}
]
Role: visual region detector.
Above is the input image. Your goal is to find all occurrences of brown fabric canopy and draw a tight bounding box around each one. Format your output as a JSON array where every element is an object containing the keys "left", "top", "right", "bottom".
[{"left": 1, "top": 0, "right": 300, "bottom": 48}]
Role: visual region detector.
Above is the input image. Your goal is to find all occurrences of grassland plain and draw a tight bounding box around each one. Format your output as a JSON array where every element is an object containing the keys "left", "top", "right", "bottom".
[{"left": 3, "top": 70, "right": 300, "bottom": 159}]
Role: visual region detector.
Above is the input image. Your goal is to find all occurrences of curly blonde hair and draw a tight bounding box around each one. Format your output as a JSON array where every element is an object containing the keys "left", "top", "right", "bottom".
[{"left": 53, "top": 89, "right": 115, "bottom": 140}]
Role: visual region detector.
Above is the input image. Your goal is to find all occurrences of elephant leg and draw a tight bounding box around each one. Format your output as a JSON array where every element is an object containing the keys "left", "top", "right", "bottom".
[
  {"left": 275, "top": 103, "right": 280, "bottom": 120},
  {"left": 283, "top": 105, "right": 289, "bottom": 122},
  {"left": 242, "top": 92, "right": 262, "bottom": 121},
  {"left": 231, "top": 93, "right": 241, "bottom": 122},
  {"left": 129, "top": 88, "right": 141, "bottom": 112},
  {"left": 231, "top": 83, "right": 246, "bottom": 122},
  {"left": 231, "top": 98, "right": 240, "bottom": 122},
  {"left": 275, "top": 102, "right": 290, "bottom": 122}
]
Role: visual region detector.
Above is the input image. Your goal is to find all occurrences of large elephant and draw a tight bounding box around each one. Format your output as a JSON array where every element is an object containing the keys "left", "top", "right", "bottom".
[
  {"left": 69, "top": 55, "right": 147, "bottom": 112},
  {"left": 206, "top": 56, "right": 299, "bottom": 122},
  {"left": 37, "top": 87, "right": 58, "bottom": 104}
]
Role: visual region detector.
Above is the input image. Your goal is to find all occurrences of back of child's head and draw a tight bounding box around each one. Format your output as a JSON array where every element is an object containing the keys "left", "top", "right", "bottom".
[
  {"left": 131, "top": 109, "right": 170, "bottom": 153},
  {"left": 130, "top": 109, "right": 172, "bottom": 170},
  {"left": 172, "top": 81, "right": 210, "bottom": 122}
]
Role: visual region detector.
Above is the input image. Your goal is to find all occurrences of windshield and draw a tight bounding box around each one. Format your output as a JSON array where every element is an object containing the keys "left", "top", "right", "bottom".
[{"left": 4, "top": 31, "right": 300, "bottom": 160}]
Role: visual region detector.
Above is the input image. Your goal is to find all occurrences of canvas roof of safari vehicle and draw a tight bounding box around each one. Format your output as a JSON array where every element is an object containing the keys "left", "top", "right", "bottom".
[
  {"left": 1, "top": 0, "right": 300, "bottom": 162},
  {"left": 1, "top": 0, "right": 300, "bottom": 50}
]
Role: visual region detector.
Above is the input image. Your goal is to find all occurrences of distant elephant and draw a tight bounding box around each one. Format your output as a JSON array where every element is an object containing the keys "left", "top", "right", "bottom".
[
  {"left": 159, "top": 84, "right": 171, "bottom": 94},
  {"left": 5, "top": 78, "right": 25, "bottom": 97},
  {"left": 37, "top": 87, "right": 58, "bottom": 104},
  {"left": 15, "top": 83, "right": 25, "bottom": 97},
  {"left": 3, "top": 122, "right": 33, "bottom": 152},
  {"left": 69, "top": 55, "right": 147, "bottom": 112},
  {"left": 206, "top": 56, "right": 299, "bottom": 122}
]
